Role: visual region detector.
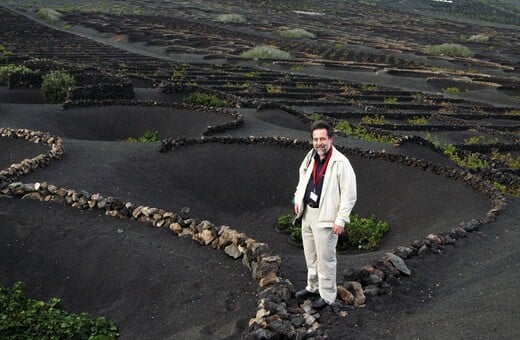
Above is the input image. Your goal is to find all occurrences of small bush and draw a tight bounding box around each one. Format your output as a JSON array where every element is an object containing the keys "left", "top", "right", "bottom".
[
  {"left": 216, "top": 13, "right": 246, "bottom": 23},
  {"left": 491, "top": 149, "right": 520, "bottom": 170},
  {"left": 412, "top": 93, "right": 423, "bottom": 102},
  {"left": 408, "top": 116, "right": 428, "bottom": 125},
  {"left": 346, "top": 214, "right": 390, "bottom": 250},
  {"left": 0, "top": 281, "right": 119, "bottom": 339},
  {"left": 241, "top": 45, "right": 294, "bottom": 60},
  {"left": 265, "top": 84, "right": 283, "bottom": 93},
  {"left": 276, "top": 214, "right": 293, "bottom": 233},
  {"left": 464, "top": 135, "right": 498, "bottom": 145},
  {"left": 335, "top": 120, "right": 398, "bottom": 144},
  {"left": 361, "top": 115, "right": 386, "bottom": 125},
  {"left": 424, "top": 43, "right": 474, "bottom": 58},
  {"left": 443, "top": 87, "right": 460, "bottom": 95},
  {"left": 309, "top": 113, "right": 323, "bottom": 121},
  {"left": 383, "top": 97, "right": 398, "bottom": 104},
  {"left": 290, "top": 226, "right": 303, "bottom": 243},
  {"left": 37, "top": 8, "right": 63, "bottom": 23},
  {"left": 41, "top": 70, "right": 75, "bottom": 104},
  {"left": 468, "top": 34, "right": 490, "bottom": 43},
  {"left": 0, "top": 65, "right": 34, "bottom": 85},
  {"left": 126, "top": 130, "right": 159, "bottom": 143},
  {"left": 442, "top": 144, "right": 489, "bottom": 170},
  {"left": 279, "top": 28, "right": 315, "bottom": 39},
  {"left": 361, "top": 84, "right": 379, "bottom": 92},
  {"left": 184, "top": 92, "right": 229, "bottom": 107},
  {"left": 0, "top": 45, "right": 14, "bottom": 62}
]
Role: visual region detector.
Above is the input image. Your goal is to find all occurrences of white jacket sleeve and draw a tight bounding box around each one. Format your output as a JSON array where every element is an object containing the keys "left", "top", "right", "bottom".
[{"left": 335, "top": 160, "right": 357, "bottom": 227}]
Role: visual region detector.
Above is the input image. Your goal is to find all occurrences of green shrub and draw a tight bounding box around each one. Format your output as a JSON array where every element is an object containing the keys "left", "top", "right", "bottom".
[
  {"left": 464, "top": 135, "right": 498, "bottom": 145},
  {"left": 290, "top": 226, "right": 302, "bottom": 243},
  {"left": 276, "top": 214, "right": 293, "bottom": 232},
  {"left": 424, "top": 43, "right": 474, "bottom": 58},
  {"left": 346, "top": 214, "right": 389, "bottom": 250},
  {"left": 0, "top": 64, "right": 34, "bottom": 85},
  {"left": 309, "top": 113, "right": 323, "bottom": 121},
  {"left": 279, "top": 28, "right": 315, "bottom": 39},
  {"left": 183, "top": 92, "right": 229, "bottom": 107},
  {"left": 468, "top": 34, "right": 490, "bottom": 43},
  {"left": 0, "top": 281, "right": 119, "bottom": 339},
  {"left": 241, "top": 45, "right": 294, "bottom": 60},
  {"left": 216, "top": 13, "right": 246, "bottom": 23},
  {"left": 408, "top": 116, "right": 428, "bottom": 125},
  {"left": 41, "top": 70, "right": 75, "bottom": 104},
  {"left": 361, "top": 115, "right": 386, "bottom": 125},
  {"left": 0, "top": 45, "right": 14, "bottom": 62},
  {"left": 412, "top": 93, "right": 423, "bottom": 102},
  {"left": 491, "top": 149, "right": 520, "bottom": 169},
  {"left": 265, "top": 84, "right": 283, "bottom": 93},
  {"left": 37, "top": 8, "right": 63, "bottom": 23},
  {"left": 443, "top": 87, "right": 460, "bottom": 95},
  {"left": 442, "top": 143, "right": 489, "bottom": 170},
  {"left": 126, "top": 130, "right": 159, "bottom": 143},
  {"left": 492, "top": 181, "right": 520, "bottom": 197},
  {"left": 383, "top": 97, "right": 398, "bottom": 104},
  {"left": 335, "top": 120, "right": 398, "bottom": 144},
  {"left": 361, "top": 84, "right": 379, "bottom": 92}
]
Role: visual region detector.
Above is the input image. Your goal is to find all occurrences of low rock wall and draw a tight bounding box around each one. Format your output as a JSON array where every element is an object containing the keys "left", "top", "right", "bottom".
[{"left": 61, "top": 99, "right": 244, "bottom": 136}]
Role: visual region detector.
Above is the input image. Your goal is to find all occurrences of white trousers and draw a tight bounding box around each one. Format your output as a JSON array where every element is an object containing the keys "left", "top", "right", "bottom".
[{"left": 302, "top": 206, "right": 338, "bottom": 304}]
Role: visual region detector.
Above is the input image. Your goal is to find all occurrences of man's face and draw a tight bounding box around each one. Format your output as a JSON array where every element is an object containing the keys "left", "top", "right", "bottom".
[{"left": 312, "top": 128, "right": 333, "bottom": 156}]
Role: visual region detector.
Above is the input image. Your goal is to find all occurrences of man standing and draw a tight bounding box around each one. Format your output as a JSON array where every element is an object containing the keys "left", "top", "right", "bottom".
[{"left": 293, "top": 121, "right": 357, "bottom": 308}]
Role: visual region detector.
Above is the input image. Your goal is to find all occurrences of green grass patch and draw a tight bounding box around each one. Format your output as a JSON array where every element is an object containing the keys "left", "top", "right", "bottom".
[
  {"left": 216, "top": 13, "right": 246, "bottom": 23},
  {"left": 0, "top": 281, "right": 119, "bottom": 339},
  {"left": 424, "top": 43, "right": 474, "bottom": 58},
  {"left": 184, "top": 92, "right": 229, "bottom": 107},
  {"left": 241, "top": 45, "right": 294, "bottom": 60},
  {"left": 279, "top": 28, "right": 315, "bottom": 39},
  {"left": 41, "top": 70, "right": 75, "bottom": 104},
  {"left": 126, "top": 130, "right": 159, "bottom": 143}
]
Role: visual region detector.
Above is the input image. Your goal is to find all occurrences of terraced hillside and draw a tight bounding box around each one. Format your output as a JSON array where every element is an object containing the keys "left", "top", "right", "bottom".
[{"left": 0, "top": 1, "right": 519, "bottom": 339}]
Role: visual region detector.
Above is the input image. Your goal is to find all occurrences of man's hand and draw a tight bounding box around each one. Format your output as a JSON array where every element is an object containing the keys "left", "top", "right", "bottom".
[
  {"left": 332, "top": 224, "right": 344, "bottom": 235},
  {"left": 294, "top": 204, "right": 299, "bottom": 215}
]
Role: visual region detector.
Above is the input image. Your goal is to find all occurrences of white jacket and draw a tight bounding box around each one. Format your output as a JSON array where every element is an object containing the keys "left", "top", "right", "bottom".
[{"left": 294, "top": 145, "right": 357, "bottom": 227}]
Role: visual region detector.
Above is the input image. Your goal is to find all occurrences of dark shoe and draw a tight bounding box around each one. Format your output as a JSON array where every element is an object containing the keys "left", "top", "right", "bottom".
[
  {"left": 311, "top": 297, "right": 328, "bottom": 309},
  {"left": 295, "top": 289, "right": 317, "bottom": 299}
]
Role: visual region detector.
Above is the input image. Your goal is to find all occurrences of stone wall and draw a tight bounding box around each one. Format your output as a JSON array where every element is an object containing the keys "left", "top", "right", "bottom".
[{"left": 62, "top": 99, "right": 244, "bottom": 136}]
